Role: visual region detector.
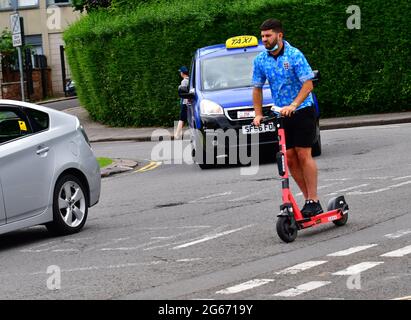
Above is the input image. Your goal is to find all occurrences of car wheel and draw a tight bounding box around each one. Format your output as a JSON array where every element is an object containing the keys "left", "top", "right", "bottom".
[
  {"left": 312, "top": 133, "right": 321, "bottom": 157},
  {"left": 46, "top": 174, "right": 88, "bottom": 235}
]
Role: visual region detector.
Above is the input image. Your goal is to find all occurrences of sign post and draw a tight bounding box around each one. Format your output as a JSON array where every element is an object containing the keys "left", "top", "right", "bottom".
[{"left": 10, "top": 8, "right": 25, "bottom": 101}]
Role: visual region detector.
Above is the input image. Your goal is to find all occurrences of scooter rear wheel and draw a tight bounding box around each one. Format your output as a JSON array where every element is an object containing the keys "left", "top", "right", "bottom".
[
  {"left": 276, "top": 217, "right": 298, "bottom": 243},
  {"left": 333, "top": 212, "right": 348, "bottom": 226}
]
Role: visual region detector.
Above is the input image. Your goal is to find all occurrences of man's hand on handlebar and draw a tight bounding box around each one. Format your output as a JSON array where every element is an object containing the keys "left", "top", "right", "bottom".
[
  {"left": 252, "top": 115, "right": 264, "bottom": 126},
  {"left": 280, "top": 105, "right": 297, "bottom": 117}
]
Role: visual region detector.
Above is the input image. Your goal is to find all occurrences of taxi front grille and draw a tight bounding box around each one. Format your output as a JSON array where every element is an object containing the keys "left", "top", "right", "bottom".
[{"left": 225, "top": 105, "right": 273, "bottom": 121}]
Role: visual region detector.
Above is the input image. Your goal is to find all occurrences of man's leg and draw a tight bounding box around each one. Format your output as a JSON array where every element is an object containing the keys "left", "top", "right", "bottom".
[
  {"left": 174, "top": 120, "right": 184, "bottom": 139},
  {"left": 286, "top": 148, "right": 308, "bottom": 199},
  {"left": 295, "top": 147, "right": 318, "bottom": 201}
]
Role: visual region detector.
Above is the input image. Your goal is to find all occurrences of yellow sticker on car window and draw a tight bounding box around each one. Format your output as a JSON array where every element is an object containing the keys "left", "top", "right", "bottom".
[{"left": 18, "top": 121, "right": 27, "bottom": 131}]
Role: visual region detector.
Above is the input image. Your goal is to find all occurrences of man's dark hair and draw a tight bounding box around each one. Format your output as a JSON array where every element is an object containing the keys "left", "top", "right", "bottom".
[{"left": 260, "top": 18, "right": 284, "bottom": 34}]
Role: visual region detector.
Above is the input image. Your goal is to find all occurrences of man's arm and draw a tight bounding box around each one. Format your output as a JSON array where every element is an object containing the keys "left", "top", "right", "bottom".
[
  {"left": 280, "top": 80, "right": 314, "bottom": 117},
  {"left": 252, "top": 87, "right": 264, "bottom": 126}
]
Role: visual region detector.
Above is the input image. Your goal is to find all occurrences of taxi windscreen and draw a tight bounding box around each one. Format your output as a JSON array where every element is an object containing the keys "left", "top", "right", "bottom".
[{"left": 201, "top": 51, "right": 259, "bottom": 91}]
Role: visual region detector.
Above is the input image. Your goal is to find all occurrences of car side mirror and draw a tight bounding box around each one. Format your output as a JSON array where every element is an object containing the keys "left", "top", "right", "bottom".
[
  {"left": 178, "top": 85, "right": 195, "bottom": 99},
  {"left": 312, "top": 70, "right": 320, "bottom": 87}
]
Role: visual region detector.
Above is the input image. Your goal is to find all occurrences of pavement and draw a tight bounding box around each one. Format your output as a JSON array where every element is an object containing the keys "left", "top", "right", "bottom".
[
  {"left": 59, "top": 104, "right": 411, "bottom": 177},
  {"left": 63, "top": 106, "right": 411, "bottom": 143}
]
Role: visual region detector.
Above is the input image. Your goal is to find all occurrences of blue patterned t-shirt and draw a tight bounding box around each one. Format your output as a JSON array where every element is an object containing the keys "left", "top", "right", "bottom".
[{"left": 252, "top": 40, "right": 314, "bottom": 110}]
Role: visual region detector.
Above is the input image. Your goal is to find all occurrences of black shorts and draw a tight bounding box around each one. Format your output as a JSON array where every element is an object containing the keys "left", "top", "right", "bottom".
[
  {"left": 283, "top": 106, "right": 317, "bottom": 149},
  {"left": 179, "top": 104, "right": 187, "bottom": 122}
]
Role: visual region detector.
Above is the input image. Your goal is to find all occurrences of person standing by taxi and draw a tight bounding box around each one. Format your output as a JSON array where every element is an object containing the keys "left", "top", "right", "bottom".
[
  {"left": 175, "top": 66, "right": 190, "bottom": 140},
  {"left": 252, "top": 19, "right": 323, "bottom": 217}
]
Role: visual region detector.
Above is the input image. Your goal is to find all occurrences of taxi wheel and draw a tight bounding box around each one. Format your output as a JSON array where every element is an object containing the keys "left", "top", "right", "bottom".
[
  {"left": 198, "top": 149, "right": 216, "bottom": 169},
  {"left": 312, "top": 134, "right": 321, "bottom": 157}
]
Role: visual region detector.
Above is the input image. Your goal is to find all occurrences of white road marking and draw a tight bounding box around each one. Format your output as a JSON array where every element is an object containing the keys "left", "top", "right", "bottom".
[
  {"left": 348, "top": 180, "right": 411, "bottom": 195},
  {"left": 275, "top": 261, "right": 328, "bottom": 275},
  {"left": 392, "top": 175, "right": 411, "bottom": 181},
  {"left": 228, "top": 191, "right": 262, "bottom": 202},
  {"left": 332, "top": 262, "right": 384, "bottom": 275},
  {"left": 216, "top": 279, "right": 274, "bottom": 295},
  {"left": 141, "top": 225, "right": 211, "bottom": 230},
  {"left": 380, "top": 245, "right": 411, "bottom": 257},
  {"left": 327, "top": 244, "right": 378, "bottom": 257},
  {"left": 103, "top": 228, "right": 212, "bottom": 252},
  {"left": 51, "top": 249, "right": 80, "bottom": 253},
  {"left": 325, "top": 184, "right": 369, "bottom": 196},
  {"left": 20, "top": 245, "right": 62, "bottom": 253},
  {"left": 384, "top": 229, "right": 411, "bottom": 239},
  {"left": 172, "top": 224, "right": 254, "bottom": 250},
  {"left": 273, "top": 281, "right": 331, "bottom": 297},
  {"left": 29, "top": 261, "right": 164, "bottom": 275},
  {"left": 151, "top": 236, "right": 173, "bottom": 240},
  {"left": 176, "top": 258, "right": 203, "bottom": 262},
  {"left": 188, "top": 191, "right": 233, "bottom": 203},
  {"left": 296, "top": 184, "right": 338, "bottom": 197}
]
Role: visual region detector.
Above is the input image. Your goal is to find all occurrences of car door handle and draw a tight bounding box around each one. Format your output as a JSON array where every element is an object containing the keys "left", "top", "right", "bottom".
[{"left": 36, "top": 146, "right": 50, "bottom": 155}]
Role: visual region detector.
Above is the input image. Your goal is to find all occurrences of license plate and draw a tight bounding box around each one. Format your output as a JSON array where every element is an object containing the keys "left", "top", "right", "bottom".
[
  {"left": 242, "top": 122, "right": 275, "bottom": 134},
  {"left": 237, "top": 110, "right": 255, "bottom": 119}
]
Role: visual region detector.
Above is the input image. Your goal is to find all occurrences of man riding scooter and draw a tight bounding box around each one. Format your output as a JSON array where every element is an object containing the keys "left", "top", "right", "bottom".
[{"left": 252, "top": 18, "right": 322, "bottom": 218}]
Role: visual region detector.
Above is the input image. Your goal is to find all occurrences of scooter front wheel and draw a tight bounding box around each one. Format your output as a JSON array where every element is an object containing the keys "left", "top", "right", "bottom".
[{"left": 276, "top": 217, "right": 298, "bottom": 243}]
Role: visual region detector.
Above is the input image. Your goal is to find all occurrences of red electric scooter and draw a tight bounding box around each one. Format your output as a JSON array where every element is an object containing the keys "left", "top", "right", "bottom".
[{"left": 264, "top": 106, "right": 349, "bottom": 243}]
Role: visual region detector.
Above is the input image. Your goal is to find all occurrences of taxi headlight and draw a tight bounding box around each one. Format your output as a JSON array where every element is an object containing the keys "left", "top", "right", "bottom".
[{"left": 200, "top": 100, "right": 224, "bottom": 115}]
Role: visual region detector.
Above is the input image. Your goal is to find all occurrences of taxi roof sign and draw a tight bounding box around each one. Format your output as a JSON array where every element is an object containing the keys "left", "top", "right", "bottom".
[{"left": 226, "top": 35, "right": 258, "bottom": 49}]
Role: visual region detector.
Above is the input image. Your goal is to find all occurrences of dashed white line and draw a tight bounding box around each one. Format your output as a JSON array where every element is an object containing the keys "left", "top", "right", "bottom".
[
  {"left": 384, "top": 229, "right": 411, "bottom": 239},
  {"left": 347, "top": 180, "right": 411, "bottom": 195},
  {"left": 392, "top": 175, "right": 411, "bottom": 181},
  {"left": 327, "top": 244, "right": 378, "bottom": 257},
  {"left": 188, "top": 191, "right": 233, "bottom": 203},
  {"left": 172, "top": 224, "right": 254, "bottom": 250},
  {"left": 380, "top": 245, "right": 411, "bottom": 257},
  {"left": 332, "top": 262, "right": 384, "bottom": 275},
  {"left": 325, "top": 184, "right": 369, "bottom": 196},
  {"left": 273, "top": 281, "right": 331, "bottom": 297},
  {"left": 216, "top": 279, "right": 274, "bottom": 295},
  {"left": 275, "top": 261, "right": 328, "bottom": 275}
]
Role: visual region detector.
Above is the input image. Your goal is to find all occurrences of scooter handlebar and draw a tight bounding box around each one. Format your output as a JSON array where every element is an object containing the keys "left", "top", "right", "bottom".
[{"left": 258, "top": 106, "right": 283, "bottom": 124}]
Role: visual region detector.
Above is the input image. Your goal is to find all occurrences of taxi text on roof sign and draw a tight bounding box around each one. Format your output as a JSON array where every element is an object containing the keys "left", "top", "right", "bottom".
[{"left": 225, "top": 35, "right": 258, "bottom": 49}]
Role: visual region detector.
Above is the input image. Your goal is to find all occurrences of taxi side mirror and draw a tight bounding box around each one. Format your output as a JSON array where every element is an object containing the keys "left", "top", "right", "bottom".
[
  {"left": 178, "top": 85, "right": 195, "bottom": 99},
  {"left": 312, "top": 70, "right": 320, "bottom": 87}
]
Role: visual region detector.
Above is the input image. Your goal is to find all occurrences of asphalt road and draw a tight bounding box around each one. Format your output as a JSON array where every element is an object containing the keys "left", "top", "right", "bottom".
[{"left": 0, "top": 123, "right": 410, "bottom": 300}]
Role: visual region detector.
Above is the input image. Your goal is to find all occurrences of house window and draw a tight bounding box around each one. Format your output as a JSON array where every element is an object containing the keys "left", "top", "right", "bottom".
[
  {"left": 0, "top": 0, "right": 12, "bottom": 9},
  {"left": 19, "top": 0, "right": 39, "bottom": 7},
  {"left": 0, "top": 0, "right": 39, "bottom": 9},
  {"left": 48, "top": 0, "right": 71, "bottom": 5}
]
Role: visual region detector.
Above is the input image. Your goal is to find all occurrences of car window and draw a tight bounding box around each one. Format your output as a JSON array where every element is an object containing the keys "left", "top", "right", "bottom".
[
  {"left": 201, "top": 51, "right": 259, "bottom": 91},
  {"left": 24, "top": 108, "right": 49, "bottom": 133},
  {"left": 0, "top": 109, "right": 31, "bottom": 144}
]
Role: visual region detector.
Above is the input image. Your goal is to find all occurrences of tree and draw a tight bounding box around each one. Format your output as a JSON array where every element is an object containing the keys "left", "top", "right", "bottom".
[
  {"left": 0, "top": 29, "right": 17, "bottom": 72},
  {"left": 71, "top": 0, "right": 112, "bottom": 13}
]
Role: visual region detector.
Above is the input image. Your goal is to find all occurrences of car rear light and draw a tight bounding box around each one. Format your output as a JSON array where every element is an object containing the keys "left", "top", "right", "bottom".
[{"left": 79, "top": 124, "right": 91, "bottom": 147}]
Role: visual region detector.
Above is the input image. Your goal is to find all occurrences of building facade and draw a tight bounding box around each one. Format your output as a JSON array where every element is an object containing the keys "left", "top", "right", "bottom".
[{"left": 0, "top": 0, "right": 82, "bottom": 99}]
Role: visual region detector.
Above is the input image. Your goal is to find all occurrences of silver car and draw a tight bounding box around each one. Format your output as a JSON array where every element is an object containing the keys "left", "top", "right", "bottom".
[{"left": 0, "top": 99, "right": 100, "bottom": 236}]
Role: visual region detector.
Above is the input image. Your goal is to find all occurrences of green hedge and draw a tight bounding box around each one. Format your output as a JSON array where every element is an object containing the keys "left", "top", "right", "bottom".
[{"left": 64, "top": 0, "right": 411, "bottom": 127}]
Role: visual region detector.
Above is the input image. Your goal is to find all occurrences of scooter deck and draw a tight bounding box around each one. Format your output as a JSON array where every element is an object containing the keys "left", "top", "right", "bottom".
[{"left": 297, "top": 209, "right": 344, "bottom": 229}]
